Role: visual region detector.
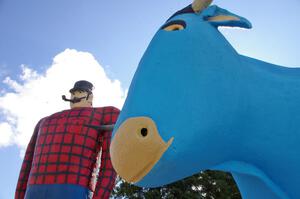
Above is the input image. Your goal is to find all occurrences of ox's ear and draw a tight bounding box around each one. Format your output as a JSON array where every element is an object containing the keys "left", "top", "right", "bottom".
[{"left": 202, "top": 5, "right": 252, "bottom": 29}]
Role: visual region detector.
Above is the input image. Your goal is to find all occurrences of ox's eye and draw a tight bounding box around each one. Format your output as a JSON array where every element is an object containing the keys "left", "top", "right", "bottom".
[{"left": 161, "top": 20, "right": 186, "bottom": 31}]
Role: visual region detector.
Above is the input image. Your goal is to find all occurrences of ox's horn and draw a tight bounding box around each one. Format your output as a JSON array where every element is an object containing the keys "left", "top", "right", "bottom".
[{"left": 192, "top": 0, "right": 212, "bottom": 13}]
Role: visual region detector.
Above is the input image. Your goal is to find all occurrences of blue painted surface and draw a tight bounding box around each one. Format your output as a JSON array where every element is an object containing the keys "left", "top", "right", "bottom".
[{"left": 113, "top": 4, "right": 299, "bottom": 199}]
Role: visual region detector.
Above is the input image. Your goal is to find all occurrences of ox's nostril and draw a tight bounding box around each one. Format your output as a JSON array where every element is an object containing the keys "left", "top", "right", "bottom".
[{"left": 140, "top": 128, "right": 148, "bottom": 137}]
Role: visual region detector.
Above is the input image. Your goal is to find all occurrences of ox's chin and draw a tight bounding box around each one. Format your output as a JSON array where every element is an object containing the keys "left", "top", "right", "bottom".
[{"left": 110, "top": 116, "right": 174, "bottom": 183}]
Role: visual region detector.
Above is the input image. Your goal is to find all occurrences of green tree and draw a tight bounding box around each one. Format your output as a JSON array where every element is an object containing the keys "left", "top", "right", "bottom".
[{"left": 111, "top": 170, "right": 241, "bottom": 199}]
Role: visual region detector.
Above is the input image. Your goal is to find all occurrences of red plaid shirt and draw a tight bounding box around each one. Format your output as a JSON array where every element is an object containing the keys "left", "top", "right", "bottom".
[{"left": 15, "top": 106, "right": 120, "bottom": 199}]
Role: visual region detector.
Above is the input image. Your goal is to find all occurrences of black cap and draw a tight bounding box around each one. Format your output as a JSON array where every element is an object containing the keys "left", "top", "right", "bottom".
[{"left": 69, "top": 80, "right": 94, "bottom": 94}]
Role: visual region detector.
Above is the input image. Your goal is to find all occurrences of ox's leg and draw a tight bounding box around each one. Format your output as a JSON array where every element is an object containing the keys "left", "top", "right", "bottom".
[{"left": 232, "top": 172, "right": 288, "bottom": 199}]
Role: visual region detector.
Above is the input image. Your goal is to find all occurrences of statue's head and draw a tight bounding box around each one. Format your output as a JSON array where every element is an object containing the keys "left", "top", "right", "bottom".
[{"left": 62, "top": 80, "right": 94, "bottom": 108}]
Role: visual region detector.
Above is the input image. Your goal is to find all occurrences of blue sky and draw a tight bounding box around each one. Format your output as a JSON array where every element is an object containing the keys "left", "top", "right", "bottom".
[{"left": 0, "top": 0, "right": 299, "bottom": 198}]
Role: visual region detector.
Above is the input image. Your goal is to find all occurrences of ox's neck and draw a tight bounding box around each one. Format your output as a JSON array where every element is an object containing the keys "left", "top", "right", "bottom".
[{"left": 215, "top": 54, "right": 300, "bottom": 199}]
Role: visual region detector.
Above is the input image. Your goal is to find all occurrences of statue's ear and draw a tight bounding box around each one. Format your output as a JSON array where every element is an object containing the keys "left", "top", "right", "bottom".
[{"left": 202, "top": 5, "right": 252, "bottom": 29}]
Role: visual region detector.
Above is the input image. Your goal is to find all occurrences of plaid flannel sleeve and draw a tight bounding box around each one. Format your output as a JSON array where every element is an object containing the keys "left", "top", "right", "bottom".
[
  {"left": 15, "top": 119, "right": 43, "bottom": 199},
  {"left": 92, "top": 107, "right": 120, "bottom": 199}
]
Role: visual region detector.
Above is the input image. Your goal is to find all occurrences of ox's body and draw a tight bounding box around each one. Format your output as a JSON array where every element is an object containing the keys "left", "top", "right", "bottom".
[{"left": 111, "top": 4, "right": 300, "bottom": 199}]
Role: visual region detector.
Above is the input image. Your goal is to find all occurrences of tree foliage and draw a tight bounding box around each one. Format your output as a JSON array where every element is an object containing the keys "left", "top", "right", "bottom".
[{"left": 111, "top": 170, "right": 241, "bottom": 199}]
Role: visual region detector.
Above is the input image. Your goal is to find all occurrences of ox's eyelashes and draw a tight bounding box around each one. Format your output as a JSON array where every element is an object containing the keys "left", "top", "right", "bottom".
[
  {"left": 161, "top": 20, "right": 186, "bottom": 31},
  {"left": 164, "top": 24, "right": 184, "bottom": 31}
]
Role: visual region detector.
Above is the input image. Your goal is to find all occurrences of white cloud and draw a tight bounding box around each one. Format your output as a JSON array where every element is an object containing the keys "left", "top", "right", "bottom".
[
  {"left": 0, "top": 122, "right": 14, "bottom": 147},
  {"left": 0, "top": 49, "right": 126, "bottom": 150}
]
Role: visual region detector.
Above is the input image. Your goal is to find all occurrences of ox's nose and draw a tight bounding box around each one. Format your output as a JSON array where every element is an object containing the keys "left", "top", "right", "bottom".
[{"left": 110, "top": 117, "right": 174, "bottom": 183}]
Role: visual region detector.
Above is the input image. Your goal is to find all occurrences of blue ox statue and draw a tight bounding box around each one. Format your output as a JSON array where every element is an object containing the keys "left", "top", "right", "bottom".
[{"left": 110, "top": 0, "right": 300, "bottom": 198}]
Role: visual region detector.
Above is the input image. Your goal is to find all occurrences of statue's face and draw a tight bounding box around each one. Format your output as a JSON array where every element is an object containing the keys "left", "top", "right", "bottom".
[{"left": 70, "top": 90, "right": 93, "bottom": 109}]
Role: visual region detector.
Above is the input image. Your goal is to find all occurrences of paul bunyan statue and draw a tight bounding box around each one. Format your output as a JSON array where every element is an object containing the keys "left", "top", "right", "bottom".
[{"left": 15, "top": 80, "right": 120, "bottom": 199}]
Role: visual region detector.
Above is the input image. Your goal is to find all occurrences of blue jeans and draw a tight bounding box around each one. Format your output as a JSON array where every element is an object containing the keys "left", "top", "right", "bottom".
[{"left": 25, "top": 184, "right": 91, "bottom": 199}]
